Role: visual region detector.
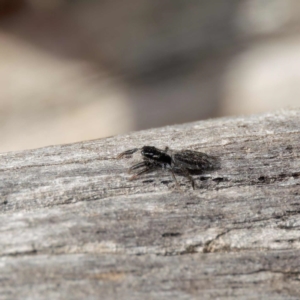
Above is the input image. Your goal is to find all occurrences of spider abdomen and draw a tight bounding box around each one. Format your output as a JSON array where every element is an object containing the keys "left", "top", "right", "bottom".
[{"left": 172, "top": 150, "right": 215, "bottom": 170}]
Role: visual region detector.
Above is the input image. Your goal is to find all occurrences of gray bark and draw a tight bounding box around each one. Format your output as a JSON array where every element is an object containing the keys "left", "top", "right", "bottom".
[{"left": 1, "top": 109, "right": 300, "bottom": 299}]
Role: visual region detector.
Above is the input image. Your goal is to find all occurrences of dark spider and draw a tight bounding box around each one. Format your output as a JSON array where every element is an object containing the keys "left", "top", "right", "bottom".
[{"left": 117, "top": 145, "right": 219, "bottom": 189}]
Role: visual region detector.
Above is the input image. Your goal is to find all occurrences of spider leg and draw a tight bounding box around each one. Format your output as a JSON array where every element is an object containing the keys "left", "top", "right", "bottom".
[
  {"left": 129, "top": 160, "right": 155, "bottom": 173},
  {"left": 129, "top": 161, "right": 147, "bottom": 173},
  {"left": 180, "top": 168, "right": 196, "bottom": 190},
  {"left": 117, "top": 148, "right": 139, "bottom": 159},
  {"left": 129, "top": 166, "right": 156, "bottom": 181},
  {"left": 169, "top": 169, "right": 180, "bottom": 187}
]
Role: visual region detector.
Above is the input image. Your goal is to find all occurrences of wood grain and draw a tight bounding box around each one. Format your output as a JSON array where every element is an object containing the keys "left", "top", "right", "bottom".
[{"left": 1, "top": 109, "right": 300, "bottom": 299}]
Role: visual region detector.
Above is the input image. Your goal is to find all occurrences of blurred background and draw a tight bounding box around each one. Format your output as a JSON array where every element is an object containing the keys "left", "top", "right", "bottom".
[{"left": 1, "top": 0, "right": 300, "bottom": 153}]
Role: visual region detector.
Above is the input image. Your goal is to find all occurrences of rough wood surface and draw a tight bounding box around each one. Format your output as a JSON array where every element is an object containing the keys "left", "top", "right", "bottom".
[{"left": 1, "top": 109, "right": 300, "bottom": 299}]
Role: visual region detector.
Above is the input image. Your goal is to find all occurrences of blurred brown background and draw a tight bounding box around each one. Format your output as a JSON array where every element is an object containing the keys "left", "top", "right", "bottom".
[{"left": 1, "top": 0, "right": 300, "bottom": 153}]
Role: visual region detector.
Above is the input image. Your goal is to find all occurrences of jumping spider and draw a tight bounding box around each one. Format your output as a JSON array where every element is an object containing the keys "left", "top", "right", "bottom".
[{"left": 117, "top": 145, "right": 219, "bottom": 189}]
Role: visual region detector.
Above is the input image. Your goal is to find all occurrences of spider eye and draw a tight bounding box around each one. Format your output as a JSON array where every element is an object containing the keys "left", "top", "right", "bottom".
[
  {"left": 142, "top": 146, "right": 153, "bottom": 156},
  {"left": 142, "top": 150, "right": 151, "bottom": 157}
]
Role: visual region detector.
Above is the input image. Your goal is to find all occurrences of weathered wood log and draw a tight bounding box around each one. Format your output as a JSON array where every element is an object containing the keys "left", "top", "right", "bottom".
[{"left": 1, "top": 109, "right": 300, "bottom": 299}]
